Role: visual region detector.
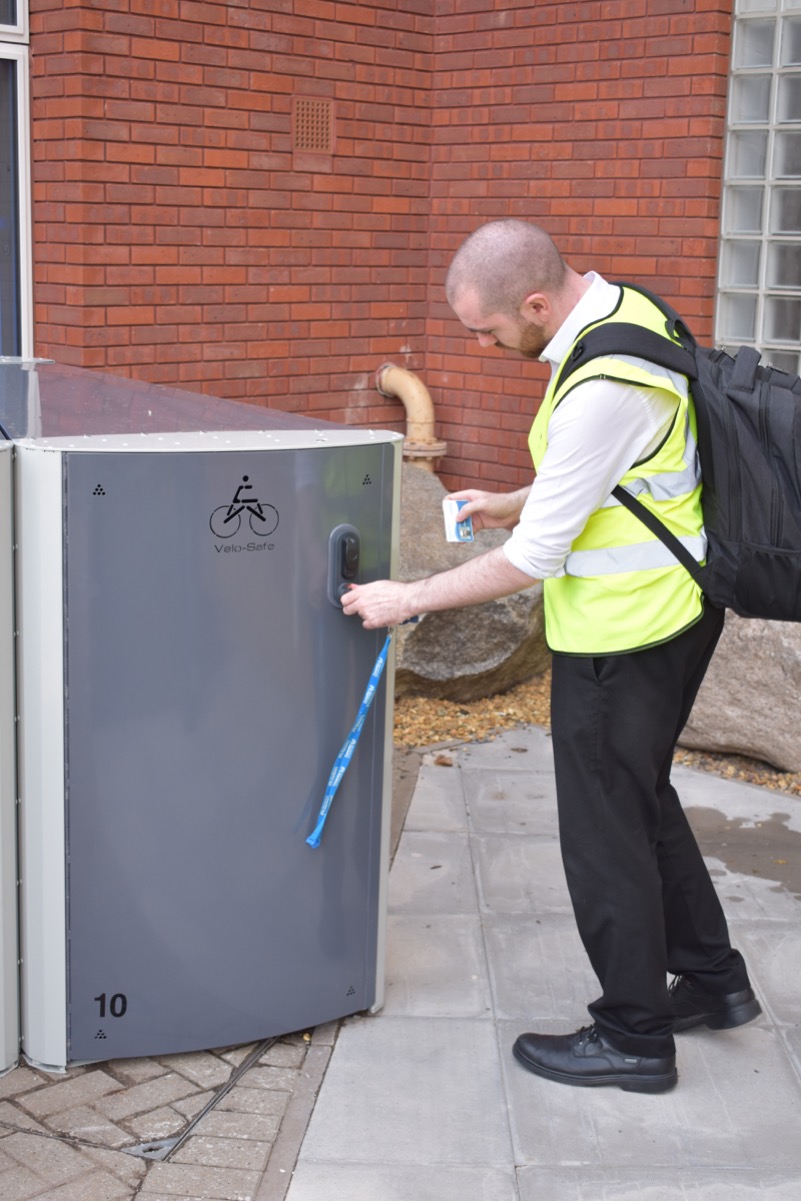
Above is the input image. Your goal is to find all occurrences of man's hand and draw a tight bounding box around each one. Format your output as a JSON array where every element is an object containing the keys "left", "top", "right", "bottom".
[
  {"left": 341, "top": 546, "right": 536, "bottom": 630},
  {"left": 447, "top": 486, "right": 530, "bottom": 532},
  {"left": 340, "top": 579, "right": 417, "bottom": 630}
]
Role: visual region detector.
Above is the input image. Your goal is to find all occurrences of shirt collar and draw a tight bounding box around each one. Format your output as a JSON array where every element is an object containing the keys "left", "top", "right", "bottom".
[{"left": 541, "top": 272, "right": 621, "bottom": 374}]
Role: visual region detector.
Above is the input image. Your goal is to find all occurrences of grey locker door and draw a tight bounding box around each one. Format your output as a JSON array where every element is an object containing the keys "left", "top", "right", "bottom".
[{"left": 63, "top": 444, "right": 395, "bottom": 1062}]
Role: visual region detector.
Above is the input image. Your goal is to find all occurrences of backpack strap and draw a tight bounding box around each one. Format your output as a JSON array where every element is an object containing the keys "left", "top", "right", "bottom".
[
  {"left": 611, "top": 483, "right": 706, "bottom": 588},
  {"left": 552, "top": 284, "right": 707, "bottom": 589},
  {"left": 555, "top": 322, "right": 698, "bottom": 394},
  {"left": 728, "top": 344, "right": 761, "bottom": 393}
]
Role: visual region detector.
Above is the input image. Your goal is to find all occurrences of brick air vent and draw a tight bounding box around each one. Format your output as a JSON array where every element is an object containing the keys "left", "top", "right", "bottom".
[{"left": 292, "top": 97, "right": 334, "bottom": 154}]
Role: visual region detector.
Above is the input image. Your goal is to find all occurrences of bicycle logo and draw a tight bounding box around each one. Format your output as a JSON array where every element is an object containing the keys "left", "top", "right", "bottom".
[{"left": 210, "top": 476, "right": 279, "bottom": 539}]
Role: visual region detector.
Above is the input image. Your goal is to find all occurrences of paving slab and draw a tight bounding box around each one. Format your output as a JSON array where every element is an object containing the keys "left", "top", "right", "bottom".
[
  {"left": 463, "top": 769, "right": 560, "bottom": 838},
  {"left": 482, "top": 913, "right": 599, "bottom": 1020},
  {"left": 386, "top": 829, "right": 478, "bottom": 914},
  {"left": 295, "top": 1014, "right": 512, "bottom": 1167},
  {"left": 516, "top": 1168, "right": 801, "bottom": 1200},
  {"left": 383, "top": 912, "right": 493, "bottom": 1017},
  {"left": 286, "top": 1162, "right": 519, "bottom": 1201},
  {"left": 403, "top": 759, "right": 469, "bottom": 832},
  {"left": 472, "top": 834, "right": 575, "bottom": 915}
]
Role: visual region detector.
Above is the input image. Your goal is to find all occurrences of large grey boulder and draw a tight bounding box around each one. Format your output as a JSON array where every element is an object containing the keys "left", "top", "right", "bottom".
[
  {"left": 680, "top": 612, "right": 801, "bottom": 771},
  {"left": 394, "top": 466, "right": 548, "bottom": 701}
]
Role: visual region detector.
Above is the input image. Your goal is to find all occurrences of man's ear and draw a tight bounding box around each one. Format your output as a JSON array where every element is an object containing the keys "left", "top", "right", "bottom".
[{"left": 520, "top": 292, "right": 549, "bottom": 323}]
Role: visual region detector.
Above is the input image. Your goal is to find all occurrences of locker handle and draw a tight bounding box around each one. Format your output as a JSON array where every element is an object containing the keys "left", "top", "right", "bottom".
[{"left": 328, "top": 524, "right": 361, "bottom": 607}]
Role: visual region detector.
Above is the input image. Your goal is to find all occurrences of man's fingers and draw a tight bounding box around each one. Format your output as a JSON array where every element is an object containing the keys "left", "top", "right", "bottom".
[
  {"left": 340, "top": 584, "right": 360, "bottom": 615},
  {"left": 339, "top": 580, "right": 409, "bottom": 630}
]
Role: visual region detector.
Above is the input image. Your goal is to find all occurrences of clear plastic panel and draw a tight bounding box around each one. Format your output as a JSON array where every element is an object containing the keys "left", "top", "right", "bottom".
[{"left": 0, "top": 362, "right": 344, "bottom": 440}]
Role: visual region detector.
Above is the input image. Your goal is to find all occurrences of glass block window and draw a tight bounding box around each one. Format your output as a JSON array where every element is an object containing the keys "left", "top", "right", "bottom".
[{"left": 718, "top": 0, "right": 801, "bottom": 373}]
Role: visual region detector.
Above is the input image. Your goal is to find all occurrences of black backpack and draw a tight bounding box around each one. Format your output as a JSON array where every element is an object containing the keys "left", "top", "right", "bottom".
[{"left": 555, "top": 283, "right": 801, "bottom": 622}]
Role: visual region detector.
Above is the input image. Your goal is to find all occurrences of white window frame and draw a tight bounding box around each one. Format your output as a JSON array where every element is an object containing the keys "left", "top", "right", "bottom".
[
  {"left": 0, "top": 2, "right": 27, "bottom": 43},
  {"left": 0, "top": 38, "right": 31, "bottom": 356}
]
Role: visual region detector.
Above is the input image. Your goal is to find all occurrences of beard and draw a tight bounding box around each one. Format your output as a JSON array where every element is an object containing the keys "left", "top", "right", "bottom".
[
  {"left": 515, "top": 321, "right": 549, "bottom": 359},
  {"left": 496, "top": 319, "right": 548, "bottom": 360}
]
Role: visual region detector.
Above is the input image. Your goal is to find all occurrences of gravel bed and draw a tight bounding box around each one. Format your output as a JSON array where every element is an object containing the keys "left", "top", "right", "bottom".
[{"left": 394, "top": 669, "right": 801, "bottom": 799}]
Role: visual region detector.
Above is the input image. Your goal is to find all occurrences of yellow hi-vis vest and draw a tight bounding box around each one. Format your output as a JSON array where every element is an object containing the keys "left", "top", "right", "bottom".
[{"left": 529, "top": 287, "right": 706, "bottom": 655}]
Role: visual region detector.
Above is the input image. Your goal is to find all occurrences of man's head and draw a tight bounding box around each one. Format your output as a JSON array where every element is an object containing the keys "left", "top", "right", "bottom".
[{"left": 445, "top": 220, "right": 574, "bottom": 359}]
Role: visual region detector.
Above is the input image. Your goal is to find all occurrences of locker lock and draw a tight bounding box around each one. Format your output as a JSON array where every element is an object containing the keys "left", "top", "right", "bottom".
[{"left": 328, "top": 524, "right": 361, "bottom": 607}]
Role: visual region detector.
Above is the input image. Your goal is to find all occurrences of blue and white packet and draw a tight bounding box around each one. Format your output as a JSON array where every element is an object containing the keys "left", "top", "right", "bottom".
[{"left": 442, "top": 497, "right": 474, "bottom": 543}]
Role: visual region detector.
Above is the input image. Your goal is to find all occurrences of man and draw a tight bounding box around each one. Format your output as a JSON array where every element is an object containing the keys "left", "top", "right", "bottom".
[{"left": 342, "top": 219, "right": 760, "bottom": 1094}]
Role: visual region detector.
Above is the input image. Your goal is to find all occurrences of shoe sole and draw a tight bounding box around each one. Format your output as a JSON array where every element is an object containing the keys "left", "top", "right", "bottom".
[
  {"left": 673, "top": 996, "right": 762, "bottom": 1033},
  {"left": 512, "top": 1043, "right": 678, "bottom": 1095}
]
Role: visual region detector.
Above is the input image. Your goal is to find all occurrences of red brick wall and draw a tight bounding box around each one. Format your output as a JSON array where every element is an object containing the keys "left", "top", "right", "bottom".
[
  {"left": 29, "top": 0, "right": 432, "bottom": 429},
  {"left": 29, "top": 1, "right": 733, "bottom": 487},
  {"left": 428, "top": 0, "right": 734, "bottom": 491}
]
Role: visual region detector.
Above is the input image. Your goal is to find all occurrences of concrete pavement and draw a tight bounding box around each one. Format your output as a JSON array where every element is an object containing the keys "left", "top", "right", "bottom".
[{"left": 1, "top": 725, "right": 800, "bottom": 1200}]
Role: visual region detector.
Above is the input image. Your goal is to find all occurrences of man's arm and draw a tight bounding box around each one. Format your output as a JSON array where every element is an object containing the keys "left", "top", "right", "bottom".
[{"left": 341, "top": 545, "right": 537, "bottom": 630}]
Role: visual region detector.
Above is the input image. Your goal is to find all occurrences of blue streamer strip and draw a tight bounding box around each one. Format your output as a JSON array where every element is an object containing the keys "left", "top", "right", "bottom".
[{"left": 306, "top": 632, "right": 392, "bottom": 848}]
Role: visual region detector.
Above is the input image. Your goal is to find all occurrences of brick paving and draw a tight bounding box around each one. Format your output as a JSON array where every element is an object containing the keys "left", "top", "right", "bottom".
[{"left": 0, "top": 1024, "right": 337, "bottom": 1201}]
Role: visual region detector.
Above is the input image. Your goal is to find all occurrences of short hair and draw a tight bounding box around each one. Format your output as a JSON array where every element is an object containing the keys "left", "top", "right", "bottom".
[{"left": 445, "top": 220, "right": 567, "bottom": 317}]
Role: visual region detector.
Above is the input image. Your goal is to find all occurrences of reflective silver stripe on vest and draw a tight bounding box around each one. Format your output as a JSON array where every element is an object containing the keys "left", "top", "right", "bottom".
[
  {"left": 564, "top": 534, "right": 707, "bottom": 578},
  {"left": 598, "top": 411, "right": 701, "bottom": 508}
]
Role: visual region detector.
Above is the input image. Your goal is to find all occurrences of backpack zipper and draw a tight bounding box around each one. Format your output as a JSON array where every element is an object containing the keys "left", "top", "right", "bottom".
[
  {"left": 758, "top": 376, "right": 782, "bottom": 545},
  {"left": 712, "top": 357, "right": 743, "bottom": 543}
]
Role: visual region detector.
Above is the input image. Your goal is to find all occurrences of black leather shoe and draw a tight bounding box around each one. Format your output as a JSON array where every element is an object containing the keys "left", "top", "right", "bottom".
[
  {"left": 669, "top": 975, "right": 762, "bottom": 1032},
  {"left": 512, "top": 1025, "right": 677, "bottom": 1094}
]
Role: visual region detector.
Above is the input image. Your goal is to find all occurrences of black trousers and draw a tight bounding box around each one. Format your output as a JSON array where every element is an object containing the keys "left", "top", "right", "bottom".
[{"left": 550, "top": 603, "right": 750, "bottom": 1057}]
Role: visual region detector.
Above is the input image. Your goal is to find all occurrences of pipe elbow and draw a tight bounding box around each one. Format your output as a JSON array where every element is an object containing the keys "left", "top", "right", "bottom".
[
  {"left": 375, "top": 363, "right": 447, "bottom": 470},
  {"left": 376, "top": 363, "right": 435, "bottom": 442}
]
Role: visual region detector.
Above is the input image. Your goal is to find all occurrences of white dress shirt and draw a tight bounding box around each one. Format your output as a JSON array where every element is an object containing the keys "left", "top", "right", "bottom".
[{"left": 502, "top": 273, "right": 687, "bottom": 580}]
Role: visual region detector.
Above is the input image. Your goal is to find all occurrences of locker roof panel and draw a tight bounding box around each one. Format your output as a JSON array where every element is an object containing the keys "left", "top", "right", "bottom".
[{"left": 0, "top": 360, "right": 401, "bottom": 449}]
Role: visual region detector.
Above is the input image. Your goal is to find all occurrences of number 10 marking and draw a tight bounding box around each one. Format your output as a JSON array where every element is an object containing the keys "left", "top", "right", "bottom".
[{"left": 94, "top": 992, "right": 128, "bottom": 1018}]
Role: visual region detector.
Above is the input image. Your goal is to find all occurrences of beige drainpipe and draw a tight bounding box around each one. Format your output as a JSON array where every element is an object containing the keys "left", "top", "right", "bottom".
[{"left": 375, "top": 363, "right": 447, "bottom": 472}]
